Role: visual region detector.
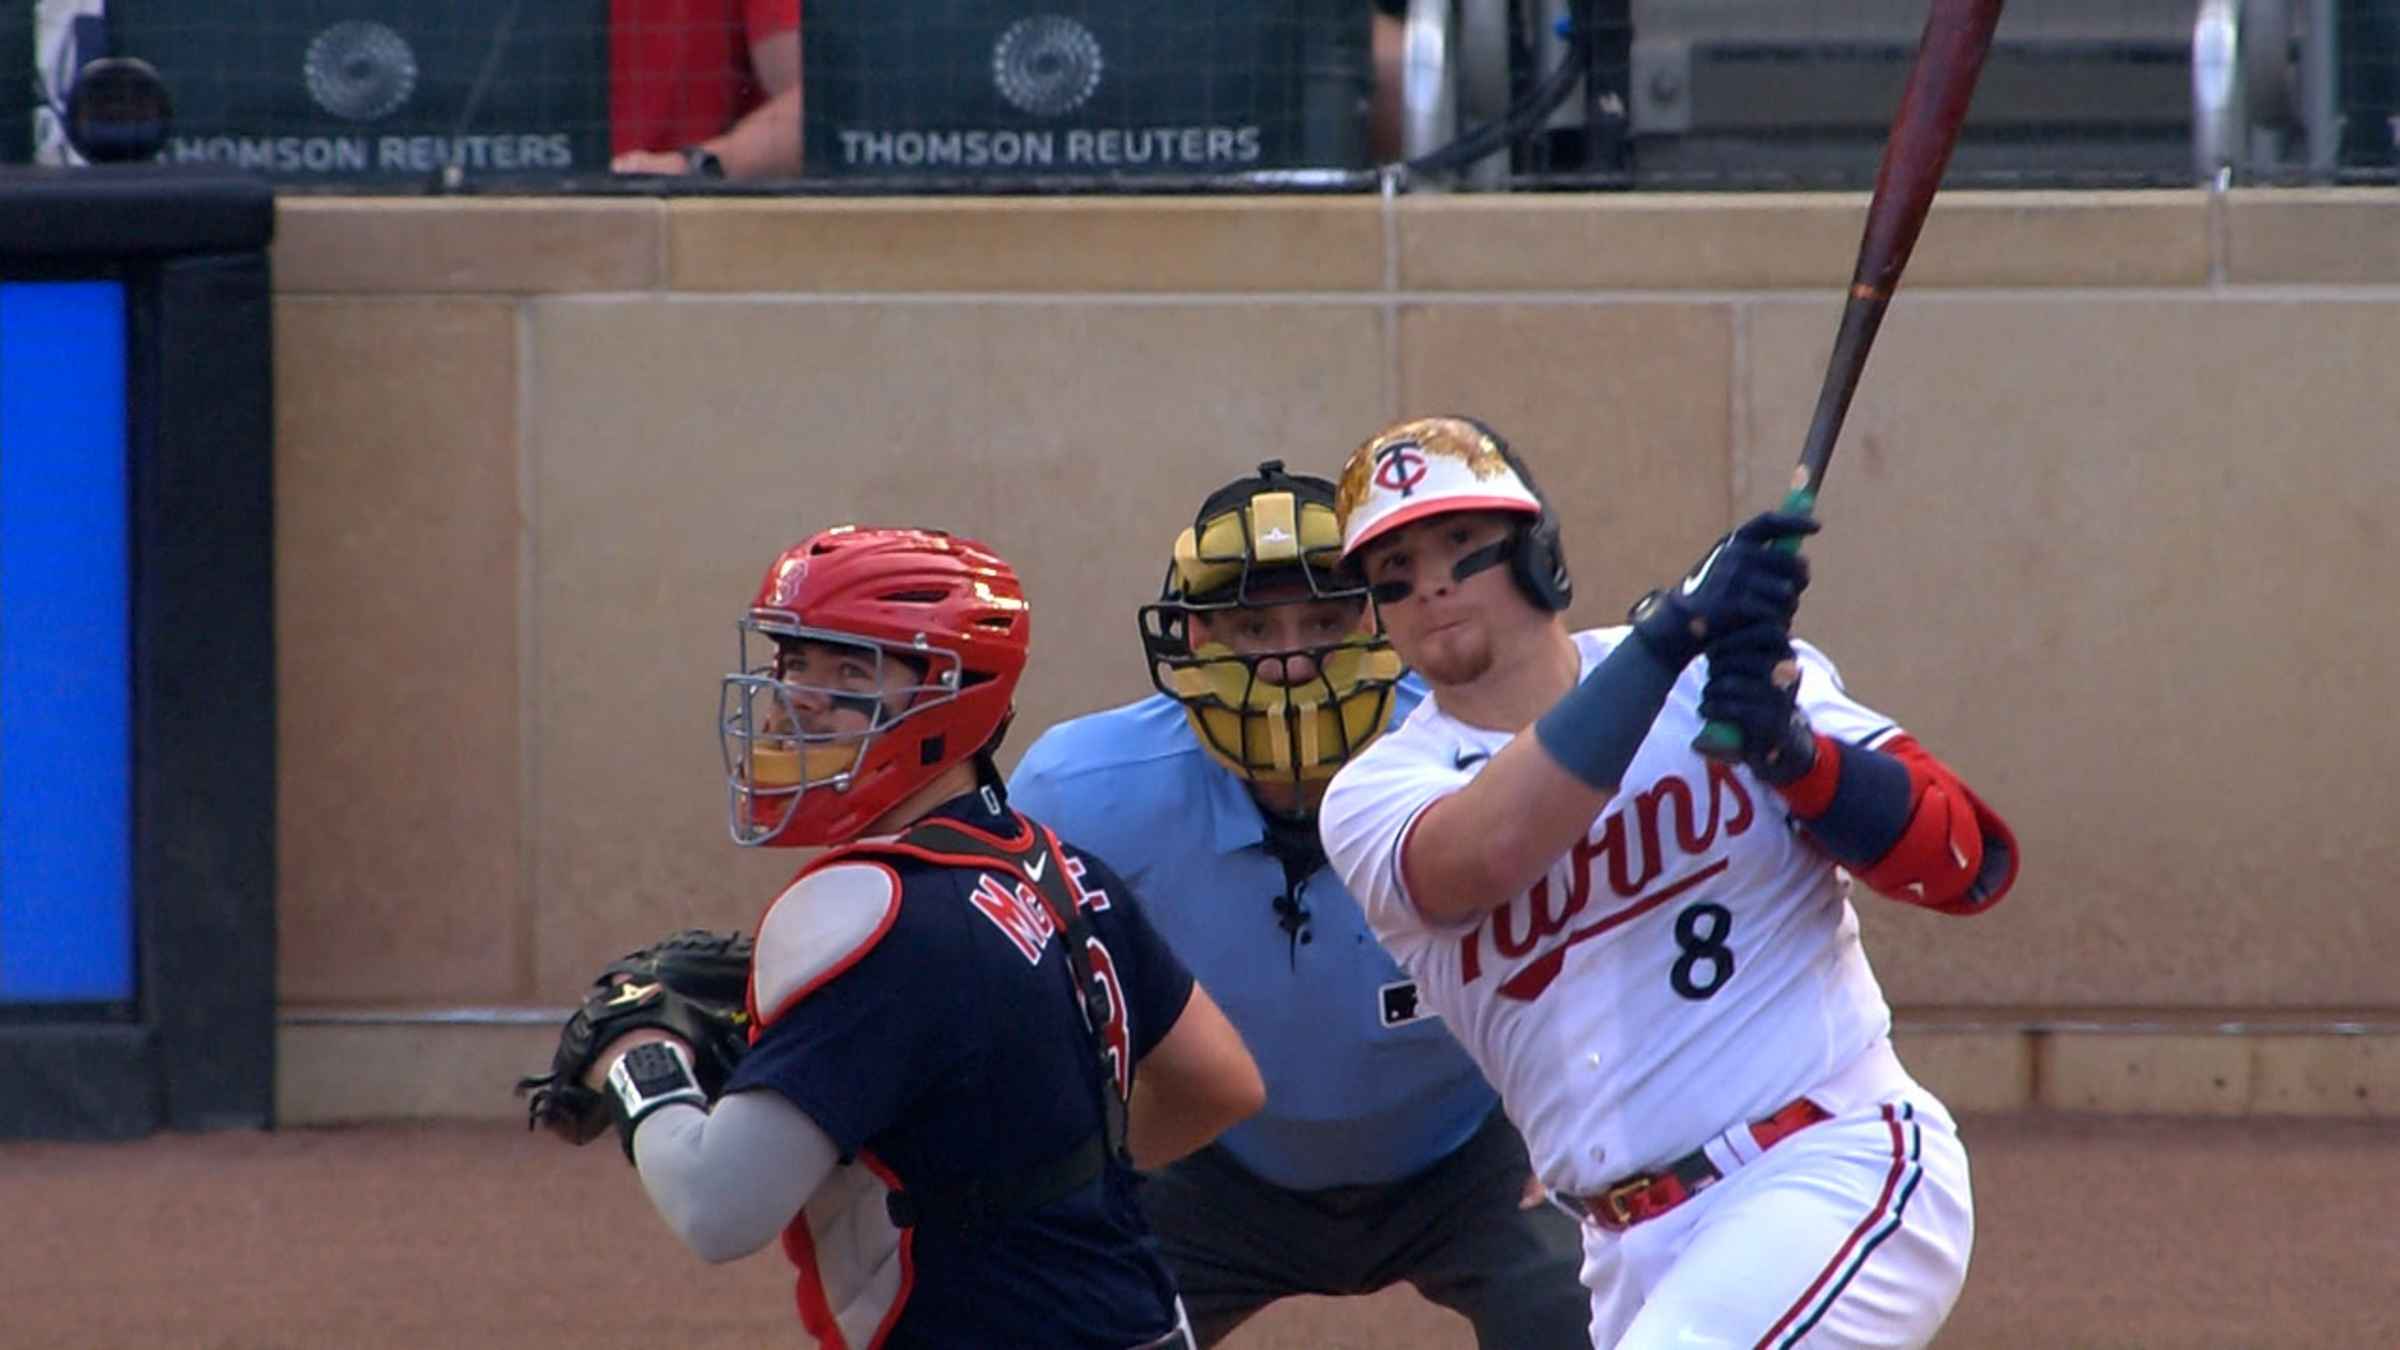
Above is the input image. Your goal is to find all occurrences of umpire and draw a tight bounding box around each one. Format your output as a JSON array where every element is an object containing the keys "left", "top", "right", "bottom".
[{"left": 1010, "top": 461, "right": 1589, "bottom": 1347}]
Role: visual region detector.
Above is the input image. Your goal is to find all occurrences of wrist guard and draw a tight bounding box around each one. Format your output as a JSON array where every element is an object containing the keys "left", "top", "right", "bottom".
[
  {"left": 1534, "top": 636, "right": 1680, "bottom": 791},
  {"left": 606, "top": 1040, "right": 706, "bottom": 1163}
]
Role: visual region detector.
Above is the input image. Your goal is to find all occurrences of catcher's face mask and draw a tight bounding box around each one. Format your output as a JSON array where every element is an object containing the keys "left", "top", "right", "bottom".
[
  {"left": 1139, "top": 461, "right": 1405, "bottom": 786},
  {"left": 720, "top": 628, "right": 949, "bottom": 846}
]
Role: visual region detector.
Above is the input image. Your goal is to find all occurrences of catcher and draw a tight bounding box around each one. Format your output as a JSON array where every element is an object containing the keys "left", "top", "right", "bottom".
[{"left": 520, "top": 526, "right": 1265, "bottom": 1350}]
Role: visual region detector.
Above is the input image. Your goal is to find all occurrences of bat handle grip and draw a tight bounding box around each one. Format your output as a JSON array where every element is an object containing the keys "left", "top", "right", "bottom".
[{"left": 1690, "top": 485, "right": 1818, "bottom": 763}]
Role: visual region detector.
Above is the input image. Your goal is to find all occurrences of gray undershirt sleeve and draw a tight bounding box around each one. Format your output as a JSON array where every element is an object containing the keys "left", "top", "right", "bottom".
[{"left": 630, "top": 1088, "right": 839, "bottom": 1263}]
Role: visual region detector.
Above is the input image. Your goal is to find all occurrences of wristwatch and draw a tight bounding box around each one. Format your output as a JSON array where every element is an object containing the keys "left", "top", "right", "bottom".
[{"left": 681, "top": 145, "right": 727, "bottom": 179}]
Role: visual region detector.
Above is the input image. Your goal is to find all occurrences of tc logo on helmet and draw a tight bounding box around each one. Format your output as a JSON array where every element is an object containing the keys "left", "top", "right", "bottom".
[
  {"left": 765, "top": 556, "right": 810, "bottom": 609},
  {"left": 1373, "top": 441, "right": 1428, "bottom": 496}
]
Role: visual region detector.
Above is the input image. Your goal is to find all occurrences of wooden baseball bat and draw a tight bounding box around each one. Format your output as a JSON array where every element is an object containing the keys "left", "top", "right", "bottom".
[{"left": 1694, "top": 0, "right": 2007, "bottom": 762}]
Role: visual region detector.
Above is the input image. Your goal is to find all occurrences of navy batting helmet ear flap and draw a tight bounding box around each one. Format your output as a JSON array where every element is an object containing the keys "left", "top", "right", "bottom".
[{"left": 1459, "top": 418, "right": 1574, "bottom": 614}]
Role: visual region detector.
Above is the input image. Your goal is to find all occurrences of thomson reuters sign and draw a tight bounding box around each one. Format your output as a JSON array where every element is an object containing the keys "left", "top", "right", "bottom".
[{"left": 823, "top": 9, "right": 1267, "bottom": 173}]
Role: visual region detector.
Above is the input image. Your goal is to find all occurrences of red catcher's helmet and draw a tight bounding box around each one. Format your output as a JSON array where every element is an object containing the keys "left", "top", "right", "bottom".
[{"left": 720, "top": 527, "right": 1030, "bottom": 847}]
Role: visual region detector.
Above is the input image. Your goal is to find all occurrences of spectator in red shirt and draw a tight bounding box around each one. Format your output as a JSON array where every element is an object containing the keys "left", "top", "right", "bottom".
[
  {"left": 610, "top": 0, "right": 801, "bottom": 178},
  {"left": 1371, "top": 0, "right": 1403, "bottom": 162}
]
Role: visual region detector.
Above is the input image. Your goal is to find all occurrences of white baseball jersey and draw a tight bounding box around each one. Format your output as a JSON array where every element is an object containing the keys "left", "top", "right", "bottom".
[{"left": 1320, "top": 628, "right": 1904, "bottom": 1197}]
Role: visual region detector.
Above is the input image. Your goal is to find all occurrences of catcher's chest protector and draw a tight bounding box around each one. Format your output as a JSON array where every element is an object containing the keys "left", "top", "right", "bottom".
[
  {"left": 839, "top": 810, "right": 1132, "bottom": 1169},
  {"left": 760, "top": 807, "right": 1154, "bottom": 1348}
]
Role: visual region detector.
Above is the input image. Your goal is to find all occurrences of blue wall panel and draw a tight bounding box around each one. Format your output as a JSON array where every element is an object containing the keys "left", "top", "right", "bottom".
[{"left": 0, "top": 280, "right": 133, "bottom": 1002}]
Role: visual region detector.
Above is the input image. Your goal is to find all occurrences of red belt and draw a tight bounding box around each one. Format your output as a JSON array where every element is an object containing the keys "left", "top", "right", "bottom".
[{"left": 1563, "top": 1098, "right": 1832, "bottom": 1231}]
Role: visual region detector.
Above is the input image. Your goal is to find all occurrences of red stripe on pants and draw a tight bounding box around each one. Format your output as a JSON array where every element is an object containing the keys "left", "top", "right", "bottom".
[{"left": 1752, "top": 1106, "right": 1911, "bottom": 1349}]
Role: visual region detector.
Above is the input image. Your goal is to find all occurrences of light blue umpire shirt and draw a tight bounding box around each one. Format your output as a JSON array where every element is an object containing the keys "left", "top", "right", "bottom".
[{"left": 1007, "top": 685, "right": 1500, "bottom": 1192}]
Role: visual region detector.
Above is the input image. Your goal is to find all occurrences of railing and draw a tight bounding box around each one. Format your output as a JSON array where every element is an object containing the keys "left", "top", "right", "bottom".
[
  {"left": 2194, "top": 0, "right": 2386, "bottom": 183},
  {"left": 17, "top": 0, "right": 2396, "bottom": 191},
  {"left": 1391, "top": 0, "right": 2396, "bottom": 189}
]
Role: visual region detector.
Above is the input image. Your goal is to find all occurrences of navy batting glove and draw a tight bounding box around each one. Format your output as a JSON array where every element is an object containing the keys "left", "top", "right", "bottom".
[
  {"left": 1628, "top": 511, "right": 1819, "bottom": 669},
  {"left": 1697, "top": 621, "right": 1817, "bottom": 785}
]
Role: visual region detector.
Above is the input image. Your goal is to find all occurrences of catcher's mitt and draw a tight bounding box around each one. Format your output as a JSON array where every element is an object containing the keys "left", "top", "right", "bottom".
[{"left": 516, "top": 928, "right": 755, "bottom": 1144}]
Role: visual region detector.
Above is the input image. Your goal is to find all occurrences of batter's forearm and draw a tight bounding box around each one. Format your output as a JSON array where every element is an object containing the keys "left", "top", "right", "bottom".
[
  {"left": 1404, "top": 639, "right": 1679, "bottom": 923},
  {"left": 1775, "top": 733, "right": 2019, "bottom": 914},
  {"left": 1533, "top": 633, "right": 1681, "bottom": 788}
]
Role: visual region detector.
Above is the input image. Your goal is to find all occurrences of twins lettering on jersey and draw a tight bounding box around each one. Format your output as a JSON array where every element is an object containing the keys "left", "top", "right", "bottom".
[{"left": 1459, "top": 762, "right": 1757, "bottom": 1002}]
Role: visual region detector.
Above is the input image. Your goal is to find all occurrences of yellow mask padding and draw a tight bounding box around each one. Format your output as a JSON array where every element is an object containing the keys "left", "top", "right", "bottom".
[
  {"left": 1170, "top": 493, "right": 1347, "bottom": 600},
  {"left": 1167, "top": 640, "right": 1404, "bottom": 782},
  {"left": 744, "top": 743, "right": 862, "bottom": 790}
]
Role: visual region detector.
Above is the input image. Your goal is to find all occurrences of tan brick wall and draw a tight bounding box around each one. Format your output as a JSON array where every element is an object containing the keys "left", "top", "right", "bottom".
[{"left": 268, "top": 190, "right": 2400, "bottom": 1121}]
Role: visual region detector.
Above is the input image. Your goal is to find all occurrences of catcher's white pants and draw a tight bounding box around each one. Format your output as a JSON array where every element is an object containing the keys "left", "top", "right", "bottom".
[{"left": 1579, "top": 1095, "right": 1973, "bottom": 1349}]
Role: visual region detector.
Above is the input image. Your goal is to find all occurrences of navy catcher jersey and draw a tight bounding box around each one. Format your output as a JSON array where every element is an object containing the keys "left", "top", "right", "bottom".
[{"left": 724, "top": 788, "right": 1196, "bottom": 1349}]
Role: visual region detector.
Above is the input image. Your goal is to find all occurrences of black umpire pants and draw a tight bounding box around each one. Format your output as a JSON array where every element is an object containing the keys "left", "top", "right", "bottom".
[{"left": 1138, "top": 1107, "right": 1590, "bottom": 1348}]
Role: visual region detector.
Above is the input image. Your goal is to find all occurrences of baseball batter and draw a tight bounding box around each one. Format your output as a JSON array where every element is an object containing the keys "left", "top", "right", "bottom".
[
  {"left": 564, "top": 527, "right": 1264, "bottom": 1349},
  {"left": 1009, "top": 460, "right": 1589, "bottom": 1346},
  {"left": 1315, "top": 417, "right": 2019, "bottom": 1348}
]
